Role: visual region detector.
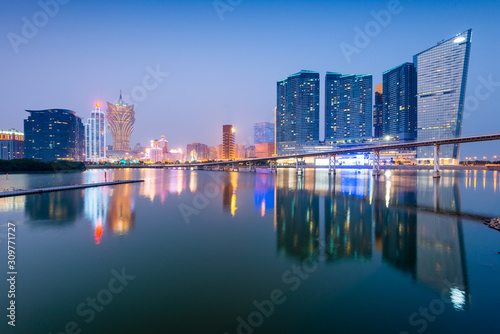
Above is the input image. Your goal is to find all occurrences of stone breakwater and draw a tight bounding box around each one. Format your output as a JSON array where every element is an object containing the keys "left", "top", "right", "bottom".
[{"left": 484, "top": 217, "right": 500, "bottom": 231}]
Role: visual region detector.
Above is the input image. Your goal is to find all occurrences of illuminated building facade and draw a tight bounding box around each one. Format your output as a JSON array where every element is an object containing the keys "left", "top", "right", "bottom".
[
  {"left": 0, "top": 129, "right": 24, "bottom": 160},
  {"left": 415, "top": 29, "right": 472, "bottom": 163},
  {"left": 149, "top": 147, "right": 163, "bottom": 163},
  {"left": 277, "top": 70, "right": 320, "bottom": 154},
  {"left": 186, "top": 142, "right": 209, "bottom": 161},
  {"left": 255, "top": 143, "right": 275, "bottom": 158},
  {"left": 373, "top": 84, "right": 384, "bottom": 138},
  {"left": 166, "top": 149, "right": 183, "bottom": 162},
  {"left": 325, "top": 72, "right": 372, "bottom": 142},
  {"left": 222, "top": 125, "right": 235, "bottom": 159},
  {"left": 149, "top": 140, "right": 164, "bottom": 163},
  {"left": 254, "top": 122, "right": 275, "bottom": 157},
  {"left": 158, "top": 135, "right": 168, "bottom": 153},
  {"left": 254, "top": 122, "right": 275, "bottom": 144},
  {"left": 84, "top": 103, "right": 106, "bottom": 162},
  {"left": 383, "top": 62, "right": 417, "bottom": 140},
  {"left": 208, "top": 146, "right": 218, "bottom": 160},
  {"left": 24, "top": 109, "right": 84, "bottom": 161},
  {"left": 106, "top": 92, "right": 135, "bottom": 151}
]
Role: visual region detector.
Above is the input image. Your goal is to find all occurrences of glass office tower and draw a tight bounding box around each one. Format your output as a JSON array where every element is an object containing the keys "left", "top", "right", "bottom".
[
  {"left": 373, "top": 84, "right": 383, "bottom": 138},
  {"left": 414, "top": 29, "right": 472, "bottom": 163},
  {"left": 325, "top": 73, "right": 372, "bottom": 143},
  {"left": 383, "top": 63, "right": 417, "bottom": 141},
  {"left": 24, "top": 109, "right": 85, "bottom": 161},
  {"left": 254, "top": 122, "right": 275, "bottom": 144},
  {"left": 276, "top": 70, "right": 319, "bottom": 154},
  {"left": 85, "top": 103, "right": 106, "bottom": 162}
]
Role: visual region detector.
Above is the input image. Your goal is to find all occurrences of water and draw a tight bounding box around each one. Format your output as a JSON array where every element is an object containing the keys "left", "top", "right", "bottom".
[{"left": 1, "top": 168, "right": 499, "bottom": 334}]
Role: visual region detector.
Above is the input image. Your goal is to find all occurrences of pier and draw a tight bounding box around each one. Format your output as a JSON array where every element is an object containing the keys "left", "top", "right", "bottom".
[{"left": 0, "top": 180, "right": 144, "bottom": 198}]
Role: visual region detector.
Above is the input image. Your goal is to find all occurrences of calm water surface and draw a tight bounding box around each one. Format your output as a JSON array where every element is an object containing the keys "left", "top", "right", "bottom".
[{"left": 0, "top": 168, "right": 499, "bottom": 334}]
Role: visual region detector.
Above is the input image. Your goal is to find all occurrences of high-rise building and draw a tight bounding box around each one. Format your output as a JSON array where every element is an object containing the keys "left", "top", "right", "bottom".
[
  {"left": 246, "top": 145, "right": 256, "bottom": 158},
  {"left": 373, "top": 84, "right": 384, "bottom": 138},
  {"left": 186, "top": 142, "right": 209, "bottom": 161},
  {"left": 222, "top": 125, "right": 235, "bottom": 159},
  {"left": 254, "top": 121, "right": 275, "bottom": 157},
  {"left": 255, "top": 143, "right": 275, "bottom": 158},
  {"left": 106, "top": 92, "right": 135, "bottom": 151},
  {"left": 24, "top": 109, "right": 84, "bottom": 161},
  {"left": 325, "top": 73, "right": 372, "bottom": 142},
  {"left": 149, "top": 146, "right": 163, "bottom": 163},
  {"left": 84, "top": 103, "right": 106, "bottom": 162},
  {"left": 236, "top": 144, "right": 246, "bottom": 159},
  {"left": 276, "top": 70, "right": 320, "bottom": 154},
  {"left": 158, "top": 136, "right": 168, "bottom": 153},
  {"left": 0, "top": 129, "right": 24, "bottom": 160},
  {"left": 415, "top": 29, "right": 472, "bottom": 163},
  {"left": 208, "top": 146, "right": 218, "bottom": 160},
  {"left": 216, "top": 144, "right": 223, "bottom": 159},
  {"left": 254, "top": 122, "right": 275, "bottom": 144},
  {"left": 382, "top": 63, "right": 417, "bottom": 141}
]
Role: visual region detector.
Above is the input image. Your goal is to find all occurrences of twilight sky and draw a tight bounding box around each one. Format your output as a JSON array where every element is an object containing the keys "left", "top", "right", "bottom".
[{"left": 1, "top": 0, "right": 499, "bottom": 158}]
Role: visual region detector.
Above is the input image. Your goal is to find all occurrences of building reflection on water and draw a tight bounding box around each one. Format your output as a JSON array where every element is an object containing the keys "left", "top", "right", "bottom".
[
  {"left": 84, "top": 187, "right": 109, "bottom": 245},
  {"left": 274, "top": 169, "right": 470, "bottom": 310},
  {"left": 254, "top": 174, "right": 275, "bottom": 217},
  {"left": 276, "top": 171, "right": 320, "bottom": 259},
  {"left": 25, "top": 190, "right": 84, "bottom": 223},
  {"left": 106, "top": 183, "right": 136, "bottom": 236},
  {"left": 223, "top": 173, "right": 238, "bottom": 216}
]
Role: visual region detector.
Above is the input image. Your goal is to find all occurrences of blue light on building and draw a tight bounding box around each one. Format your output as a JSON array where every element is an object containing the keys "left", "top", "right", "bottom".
[
  {"left": 414, "top": 29, "right": 472, "bottom": 162},
  {"left": 382, "top": 63, "right": 417, "bottom": 140},
  {"left": 24, "top": 109, "right": 85, "bottom": 161},
  {"left": 325, "top": 73, "right": 372, "bottom": 143},
  {"left": 276, "top": 70, "right": 320, "bottom": 155}
]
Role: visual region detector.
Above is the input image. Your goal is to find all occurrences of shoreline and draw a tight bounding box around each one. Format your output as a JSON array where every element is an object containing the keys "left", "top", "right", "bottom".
[{"left": 85, "top": 164, "right": 500, "bottom": 171}]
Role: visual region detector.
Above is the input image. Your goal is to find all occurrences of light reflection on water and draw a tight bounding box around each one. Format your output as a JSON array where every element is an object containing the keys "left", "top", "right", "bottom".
[{"left": 1, "top": 168, "right": 499, "bottom": 333}]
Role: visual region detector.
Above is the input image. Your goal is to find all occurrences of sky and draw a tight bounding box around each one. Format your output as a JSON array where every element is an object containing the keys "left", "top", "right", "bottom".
[{"left": 1, "top": 0, "right": 499, "bottom": 159}]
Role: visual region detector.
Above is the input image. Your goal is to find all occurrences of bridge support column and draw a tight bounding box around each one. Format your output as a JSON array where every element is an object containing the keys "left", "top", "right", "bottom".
[
  {"left": 232, "top": 163, "right": 239, "bottom": 172},
  {"left": 296, "top": 158, "right": 304, "bottom": 176},
  {"left": 328, "top": 154, "right": 336, "bottom": 175},
  {"left": 433, "top": 177, "right": 440, "bottom": 211},
  {"left": 372, "top": 151, "right": 381, "bottom": 176},
  {"left": 249, "top": 162, "right": 256, "bottom": 173},
  {"left": 433, "top": 144, "right": 441, "bottom": 178},
  {"left": 269, "top": 160, "right": 277, "bottom": 173}
]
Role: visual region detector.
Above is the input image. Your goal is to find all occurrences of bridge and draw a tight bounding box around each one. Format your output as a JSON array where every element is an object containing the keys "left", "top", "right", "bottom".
[{"left": 118, "top": 133, "right": 500, "bottom": 178}]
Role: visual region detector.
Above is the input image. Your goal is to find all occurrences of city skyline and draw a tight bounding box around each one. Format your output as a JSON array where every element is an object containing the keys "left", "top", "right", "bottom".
[{"left": 2, "top": 1, "right": 500, "bottom": 158}]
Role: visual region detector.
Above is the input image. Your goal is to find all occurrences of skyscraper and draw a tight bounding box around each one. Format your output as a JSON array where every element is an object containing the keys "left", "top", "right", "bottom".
[
  {"left": 325, "top": 73, "right": 372, "bottom": 142},
  {"left": 158, "top": 136, "right": 168, "bottom": 153},
  {"left": 84, "top": 103, "right": 106, "bottom": 162},
  {"left": 24, "top": 109, "right": 84, "bottom": 161},
  {"left": 222, "top": 125, "right": 235, "bottom": 159},
  {"left": 373, "top": 84, "right": 383, "bottom": 138},
  {"left": 415, "top": 29, "right": 472, "bottom": 163},
  {"left": 186, "top": 142, "right": 209, "bottom": 161},
  {"left": 254, "top": 122, "right": 275, "bottom": 144},
  {"left": 106, "top": 92, "right": 135, "bottom": 151},
  {"left": 276, "top": 70, "right": 319, "bottom": 154},
  {"left": 0, "top": 129, "right": 24, "bottom": 160},
  {"left": 382, "top": 63, "right": 417, "bottom": 140},
  {"left": 254, "top": 122, "right": 275, "bottom": 157}
]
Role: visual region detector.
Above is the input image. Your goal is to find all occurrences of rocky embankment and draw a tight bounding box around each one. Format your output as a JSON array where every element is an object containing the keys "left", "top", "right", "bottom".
[{"left": 484, "top": 217, "right": 500, "bottom": 231}]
